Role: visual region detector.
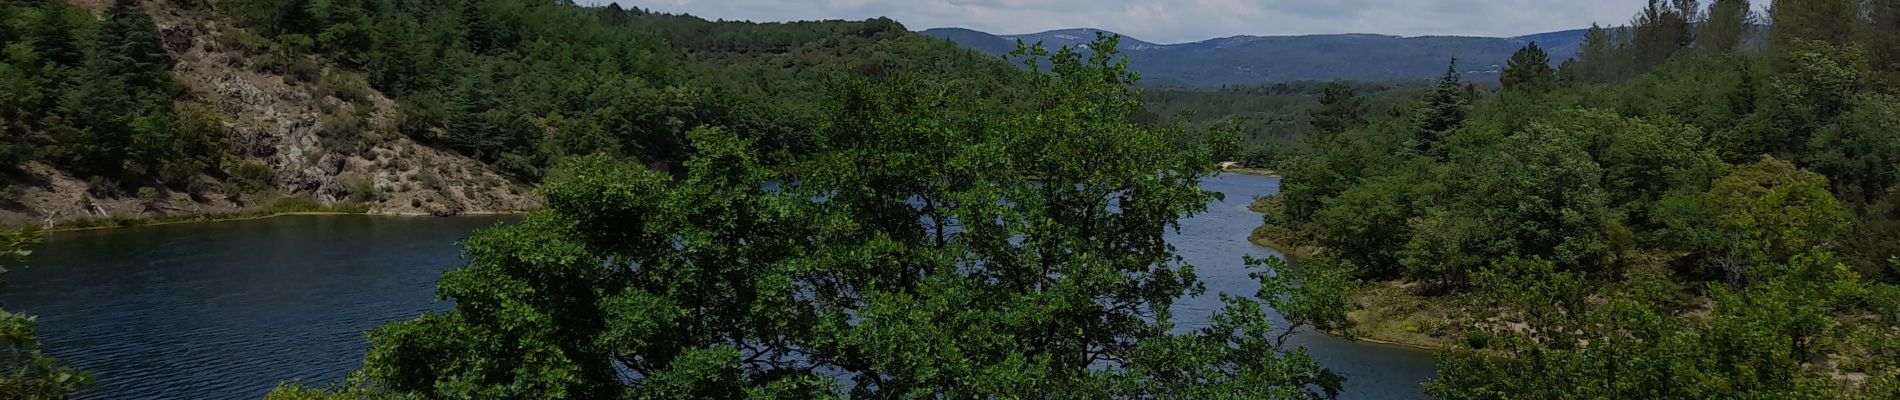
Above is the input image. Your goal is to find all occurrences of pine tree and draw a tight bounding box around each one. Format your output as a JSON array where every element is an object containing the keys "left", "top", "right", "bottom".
[
  {"left": 1870, "top": 0, "right": 1900, "bottom": 82},
  {"left": 1701, "top": 0, "right": 1756, "bottom": 53},
  {"left": 1414, "top": 60, "right": 1472, "bottom": 158},
  {"left": 279, "top": 0, "right": 320, "bottom": 35},
  {"left": 1571, "top": 24, "right": 1630, "bottom": 84},
  {"left": 1770, "top": 0, "right": 1864, "bottom": 47},
  {"left": 25, "top": 0, "right": 82, "bottom": 68},
  {"left": 1501, "top": 42, "right": 1557, "bottom": 92},
  {"left": 1308, "top": 81, "right": 1369, "bottom": 140},
  {"left": 1632, "top": 0, "right": 1699, "bottom": 73},
  {"left": 98, "top": 0, "right": 177, "bottom": 97}
]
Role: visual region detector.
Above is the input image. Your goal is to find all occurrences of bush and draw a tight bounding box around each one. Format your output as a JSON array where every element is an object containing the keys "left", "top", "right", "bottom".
[
  {"left": 226, "top": 162, "right": 276, "bottom": 194},
  {"left": 342, "top": 177, "right": 378, "bottom": 204},
  {"left": 0, "top": 187, "right": 25, "bottom": 210},
  {"left": 212, "top": 27, "right": 273, "bottom": 56},
  {"left": 137, "top": 187, "right": 162, "bottom": 203},
  {"left": 285, "top": 58, "right": 322, "bottom": 83},
  {"left": 317, "top": 72, "right": 373, "bottom": 103},
  {"left": 86, "top": 176, "right": 120, "bottom": 197},
  {"left": 264, "top": 194, "right": 324, "bottom": 213},
  {"left": 318, "top": 108, "right": 369, "bottom": 153}
]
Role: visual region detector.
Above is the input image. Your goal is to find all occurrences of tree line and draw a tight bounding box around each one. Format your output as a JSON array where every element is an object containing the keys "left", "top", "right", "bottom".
[{"left": 1265, "top": 0, "right": 1900, "bottom": 397}]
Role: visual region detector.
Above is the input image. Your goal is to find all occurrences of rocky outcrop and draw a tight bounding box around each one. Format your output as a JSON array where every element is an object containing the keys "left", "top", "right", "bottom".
[{"left": 0, "top": 1, "right": 538, "bottom": 227}]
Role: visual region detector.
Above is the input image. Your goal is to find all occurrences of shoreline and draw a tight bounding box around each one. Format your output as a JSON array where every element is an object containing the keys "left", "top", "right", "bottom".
[
  {"left": 1223, "top": 168, "right": 1281, "bottom": 177},
  {"left": 1242, "top": 197, "right": 1455, "bottom": 354},
  {"left": 1252, "top": 233, "right": 1456, "bottom": 353},
  {"left": 31, "top": 210, "right": 529, "bottom": 234}
]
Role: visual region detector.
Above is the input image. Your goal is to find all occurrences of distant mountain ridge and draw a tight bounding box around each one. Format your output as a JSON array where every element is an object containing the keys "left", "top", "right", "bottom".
[{"left": 921, "top": 27, "right": 1591, "bottom": 86}]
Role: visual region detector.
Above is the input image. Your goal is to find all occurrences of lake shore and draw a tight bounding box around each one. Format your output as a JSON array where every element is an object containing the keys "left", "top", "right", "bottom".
[
  {"left": 1223, "top": 167, "right": 1281, "bottom": 177},
  {"left": 30, "top": 208, "right": 526, "bottom": 234},
  {"left": 1245, "top": 196, "right": 1461, "bottom": 353}
]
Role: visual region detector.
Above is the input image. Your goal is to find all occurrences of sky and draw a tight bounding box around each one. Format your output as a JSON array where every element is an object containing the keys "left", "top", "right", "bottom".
[{"left": 594, "top": 0, "right": 1654, "bottom": 44}]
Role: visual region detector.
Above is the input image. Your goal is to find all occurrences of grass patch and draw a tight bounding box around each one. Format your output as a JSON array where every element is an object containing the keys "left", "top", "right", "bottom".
[
  {"left": 42, "top": 194, "right": 370, "bottom": 232},
  {"left": 1346, "top": 282, "right": 1469, "bottom": 351}
]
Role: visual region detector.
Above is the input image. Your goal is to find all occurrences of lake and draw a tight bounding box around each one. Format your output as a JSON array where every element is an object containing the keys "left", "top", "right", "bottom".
[{"left": 1, "top": 174, "right": 1435, "bottom": 399}]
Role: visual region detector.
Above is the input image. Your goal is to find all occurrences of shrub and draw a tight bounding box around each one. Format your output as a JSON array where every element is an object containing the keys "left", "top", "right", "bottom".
[
  {"left": 226, "top": 162, "right": 276, "bottom": 194},
  {"left": 342, "top": 177, "right": 378, "bottom": 204},
  {"left": 0, "top": 187, "right": 25, "bottom": 209},
  {"left": 264, "top": 194, "right": 324, "bottom": 213},
  {"left": 285, "top": 57, "right": 321, "bottom": 83},
  {"left": 318, "top": 108, "right": 369, "bottom": 153},
  {"left": 317, "top": 72, "right": 373, "bottom": 103}
]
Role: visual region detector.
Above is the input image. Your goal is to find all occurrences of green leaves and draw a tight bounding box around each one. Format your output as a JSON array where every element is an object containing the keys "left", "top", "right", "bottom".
[
  {"left": 1500, "top": 43, "right": 1556, "bottom": 93},
  {"left": 282, "top": 33, "right": 1342, "bottom": 400}
]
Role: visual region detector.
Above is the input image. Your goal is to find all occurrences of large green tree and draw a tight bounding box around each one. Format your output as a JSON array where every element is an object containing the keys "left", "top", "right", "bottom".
[
  {"left": 1701, "top": 0, "right": 1756, "bottom": 53},
  {"left": 1412, "top": 61, "right": 1473, "bottom": 158},
  {"left": 276, "top": 36, "right": 1351, "bottom": 399},
  {"left": 1308, "top": 81, "right": 1370, "bottom": 139},
  {"left": 1631, "top": 0, "right": 1700, "bottom": 72},
  {"left": 1500, "top": 43, "right": 1556, "bottom": 92},
  {"left": 1771, "top": 0, "right": 1865, "bottom": 47}
]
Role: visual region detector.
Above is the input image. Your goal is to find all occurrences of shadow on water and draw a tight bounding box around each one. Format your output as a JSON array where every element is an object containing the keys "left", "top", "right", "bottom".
[
  {"left": 3, "top": 215, "right": 512, "bottom": 400},
  {"left": 1, "top": 174, "right": 1434, "bottom": 399}
]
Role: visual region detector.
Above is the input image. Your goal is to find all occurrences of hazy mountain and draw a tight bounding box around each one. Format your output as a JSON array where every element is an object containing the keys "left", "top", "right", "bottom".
[{"left": 921, "top": 28, "right": 1590, "bottom": 86}]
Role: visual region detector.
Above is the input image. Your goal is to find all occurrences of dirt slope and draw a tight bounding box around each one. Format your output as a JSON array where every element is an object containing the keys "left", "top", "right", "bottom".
[{"left": 0, "top": 1, "right": 538, "bottom": 227}]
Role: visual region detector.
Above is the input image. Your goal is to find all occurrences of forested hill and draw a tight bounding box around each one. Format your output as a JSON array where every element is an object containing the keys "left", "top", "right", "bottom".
[
  {"left": 922, "top": 27, "right": 1589, "bottom": 85},
  {"left": 0, "top": 0, "right": 1021, "bottom": 227}
]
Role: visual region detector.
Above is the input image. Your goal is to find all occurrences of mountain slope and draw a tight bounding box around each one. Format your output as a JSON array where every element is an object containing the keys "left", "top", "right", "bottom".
[{"left": 922, "top": 28, "right": 1585, "bottom": 86}]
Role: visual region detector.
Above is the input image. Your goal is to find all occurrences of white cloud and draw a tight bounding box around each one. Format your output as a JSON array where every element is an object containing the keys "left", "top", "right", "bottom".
[{"left": 590, "top": 0, "right": 1659, "bottom": 43}]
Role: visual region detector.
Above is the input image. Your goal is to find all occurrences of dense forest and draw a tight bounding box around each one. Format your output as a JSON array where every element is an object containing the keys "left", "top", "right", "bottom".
[
  {"left": 4, "top": 0, "right": 1900, "bottom": 398},
  {"left": 1140, "top": 81, "right": 1431, "bottom": 169},
  {"left": 0, "top": 0, "right": 228, "bottom": 196},
  {"left": 1260, "top": 0, "right": 1900, "bottom": 397},
  {"left": 0, "top": 0, "right": 1032, "bottom": 225}
]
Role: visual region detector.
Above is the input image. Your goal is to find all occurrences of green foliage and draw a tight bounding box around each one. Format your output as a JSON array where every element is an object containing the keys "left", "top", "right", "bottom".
[
  {"left": 1425, "top": 252, "right": 1872, "bottom": 399},
  {"left": 1701, "top": 0, "right": 1757, "bottom": 53},
  {"left": 1771, "top": 0, "right": 1865, "bottom": 47},
  {"left": 1309, "top": 81, "right": 1373, "bottom": 137},
  {"left": 1657, "top": 157, "right": 1851, "bottom": 282},
  {"left": 1562, "top": 24, "right": 1640, "bottom": 84},
  {"left": 280, "top": 36, "right": 1347, "bottom": 399},
  {"left": 0, "top": 0, "right": 227, "bottom": 190},
  {"left": 1259, "top": 1, "right": 1900, "bottom": 396},
  {"left": 1141, "top": 80, "right": 1418, "bottom": 160},
  {"left": 1500, "top": 43, "right": 1556, "bottom": 93},
  {"left": 1630, "top": 0, "right": 1700, "bottom": 73},
  {"left": 1411, "top": 62, "right": 1475, "bottom": 158},
  {"left": 218, "top": 0, "right": 1023, "bottom": 179}
]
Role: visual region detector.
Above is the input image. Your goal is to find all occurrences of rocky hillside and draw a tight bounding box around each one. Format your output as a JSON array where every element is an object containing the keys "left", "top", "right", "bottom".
[{"left": 0, "top": 1, "right": 537, "bottom": 228}]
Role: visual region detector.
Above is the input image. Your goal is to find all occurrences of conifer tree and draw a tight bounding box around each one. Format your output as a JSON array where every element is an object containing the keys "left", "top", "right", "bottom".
[
  {"left": 1632, "top": 0, "right": 1699, "bottom": 73},
  {"left": 1501, "top": 42, "right": 1557, "bottom": 92},
  {"left": 25, "top": 0, "right": 81, "bottom": 69},
  {"left": 1308, "top": 81, "right": 1369, "bottom": 139},
  {"left": 1414, "top": 60, "right": 1472, "bottom": 158},
  {"left": 1568, "top": 24, "right": 1629, "bottom": 84},
  {"left": 1701, "top": 0, "right": 1756, "bottom": 53},
  {"left": 1770, "top": 0, "right": 1864, "bottom": 47}
]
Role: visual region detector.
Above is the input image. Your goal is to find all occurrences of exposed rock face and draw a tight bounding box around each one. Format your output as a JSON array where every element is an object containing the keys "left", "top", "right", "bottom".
[{"left": 0, "top": 1, "right": 539, "bottom": 227}]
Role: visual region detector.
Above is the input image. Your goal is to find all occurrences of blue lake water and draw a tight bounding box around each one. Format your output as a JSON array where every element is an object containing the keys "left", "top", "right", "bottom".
[{"left": 1, "top": 174, "right": 1434, "bottom": 399}]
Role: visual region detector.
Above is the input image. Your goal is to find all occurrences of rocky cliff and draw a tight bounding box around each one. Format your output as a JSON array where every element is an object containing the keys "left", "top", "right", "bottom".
[{"left": 0, "top": 1, "right": 538, "bottom": 228}]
